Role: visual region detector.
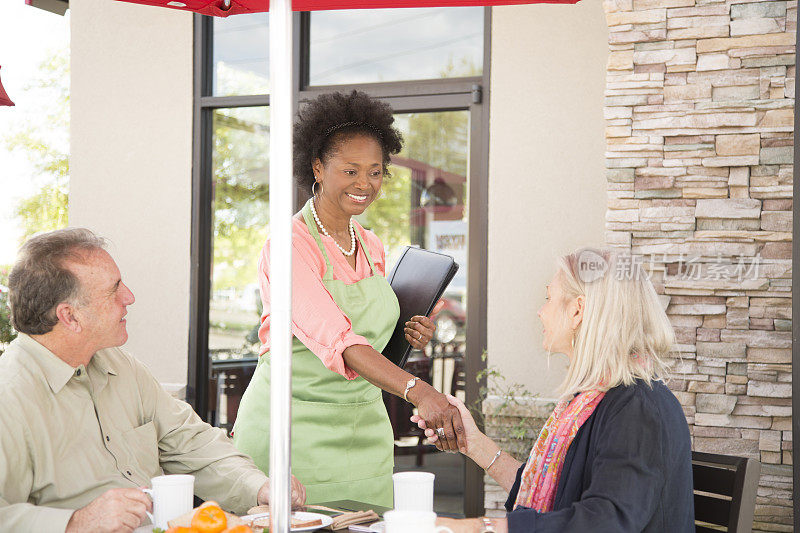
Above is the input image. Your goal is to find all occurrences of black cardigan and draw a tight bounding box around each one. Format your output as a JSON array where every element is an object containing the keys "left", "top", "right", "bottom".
[{"left": 504, "top": 380, "right": 694, "bottom": 532}]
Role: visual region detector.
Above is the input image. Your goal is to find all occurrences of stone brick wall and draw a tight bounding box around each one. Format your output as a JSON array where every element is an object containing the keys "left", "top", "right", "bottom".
[{"left": 603, "top": 1, "right": 795, "bottom": 530}]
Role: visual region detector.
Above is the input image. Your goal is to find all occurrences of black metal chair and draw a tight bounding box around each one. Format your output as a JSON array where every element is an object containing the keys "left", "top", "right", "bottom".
[
  {"left": 209, "top": 356, "right": 259, "bottom": 433},
  {"left": 692, "top": 451, "right": 761, "bottom": 533}
]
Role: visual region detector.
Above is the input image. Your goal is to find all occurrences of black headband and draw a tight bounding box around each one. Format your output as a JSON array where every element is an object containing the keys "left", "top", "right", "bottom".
[{"left": 323, "top": 121, "right": 383, "bottom": 139}]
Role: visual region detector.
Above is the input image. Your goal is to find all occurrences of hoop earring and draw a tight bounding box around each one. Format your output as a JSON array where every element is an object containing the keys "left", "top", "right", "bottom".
[{"left": 312, "top": 180, "right": 323, "bottom": 197}]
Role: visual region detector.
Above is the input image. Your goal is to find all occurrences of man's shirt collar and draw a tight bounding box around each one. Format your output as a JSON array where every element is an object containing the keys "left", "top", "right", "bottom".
[{"left": 15, "top": 333, "right": 118, "bottom": 394}]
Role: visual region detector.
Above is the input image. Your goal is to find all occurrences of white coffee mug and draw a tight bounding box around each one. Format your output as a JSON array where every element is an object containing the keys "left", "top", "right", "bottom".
[
  {"left": 141, "top": 474, "right": 195, "bottom": 529},
  {"left": 384, "top": 510, "right": 453, "bottom": 533},
  {"left": 392, "top": 472, "right": 434, "bottom": 512}
]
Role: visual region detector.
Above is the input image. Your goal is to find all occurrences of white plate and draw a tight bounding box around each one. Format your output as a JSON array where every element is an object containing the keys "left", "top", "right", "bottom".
[
  {"left": 368, "top": 520, "right": 386, "bottom": 532},
  {"left": 243, "top": 510, "right": 334, "bottom": 531}
]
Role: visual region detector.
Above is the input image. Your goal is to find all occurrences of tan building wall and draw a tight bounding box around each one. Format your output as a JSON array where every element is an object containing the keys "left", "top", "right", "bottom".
[
  {"left": 70, "top": 0, "right": 193, "bottom": 386},
  {"left": 487, "top": 0, "right": 609, "bottom": 399}
]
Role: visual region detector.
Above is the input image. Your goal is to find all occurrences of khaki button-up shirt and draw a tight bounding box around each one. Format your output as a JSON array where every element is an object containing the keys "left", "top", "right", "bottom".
[{"left": 0, "top": 334, "right": 268, "bottom": 533}]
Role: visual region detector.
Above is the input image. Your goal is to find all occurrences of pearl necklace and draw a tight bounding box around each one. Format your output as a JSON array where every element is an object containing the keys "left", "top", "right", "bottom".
[{"left": 310, "top": 198, "right": 357, "bottom": 256}]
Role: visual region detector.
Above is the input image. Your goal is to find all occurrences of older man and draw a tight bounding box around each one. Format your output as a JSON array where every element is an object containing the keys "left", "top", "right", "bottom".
[{"left": 0, "top": 228, "right": 305, "bottom": 533}]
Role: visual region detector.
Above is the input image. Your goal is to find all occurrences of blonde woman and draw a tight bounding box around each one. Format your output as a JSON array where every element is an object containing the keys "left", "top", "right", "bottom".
[{"left": 414, "top": 249, "right": 693, "bottom": 533}]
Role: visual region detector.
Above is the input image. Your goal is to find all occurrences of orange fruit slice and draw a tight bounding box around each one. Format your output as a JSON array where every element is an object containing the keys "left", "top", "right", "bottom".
[{"left": 190, "top": 502, "right": 228, "bottom": 533}]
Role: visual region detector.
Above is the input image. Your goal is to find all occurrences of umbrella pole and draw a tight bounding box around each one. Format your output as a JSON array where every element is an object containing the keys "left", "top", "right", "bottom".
[{"left": 268, "top": 0, "right": 294, "bottom": 531}]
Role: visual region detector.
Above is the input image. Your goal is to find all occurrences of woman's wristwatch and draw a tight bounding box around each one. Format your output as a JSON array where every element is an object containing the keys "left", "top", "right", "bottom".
[{"left": 480, "top": 517, "right": 496, "bottom": 532}]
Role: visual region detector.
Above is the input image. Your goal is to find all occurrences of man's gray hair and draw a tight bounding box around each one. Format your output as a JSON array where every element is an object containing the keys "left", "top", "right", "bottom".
[{"left": 8, "top": 228, "right": 107, "bottom": 335}]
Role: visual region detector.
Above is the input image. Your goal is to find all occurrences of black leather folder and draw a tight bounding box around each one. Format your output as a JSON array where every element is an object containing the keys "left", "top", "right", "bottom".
[{"left": 381, "top": 246, "right": 459, "bottom": 368}]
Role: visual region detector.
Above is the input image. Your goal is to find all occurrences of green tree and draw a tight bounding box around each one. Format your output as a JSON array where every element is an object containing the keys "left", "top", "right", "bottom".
[
  {"left": 3, "top": 52, "right": 69, "bottom": 241},
  {"left": 404, "top": 111, "right": 468, "bottom": 178},
  {"left": 211, "top": 108, "right": 270, "bottom": 293},
  {"left": 0, "top": 266, "right": 14, "bottom": 355}
]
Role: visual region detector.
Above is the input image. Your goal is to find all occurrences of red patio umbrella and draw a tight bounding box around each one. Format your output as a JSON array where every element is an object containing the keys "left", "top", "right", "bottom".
[
  {"left": 111, "top": 0, "right": 580, "bottom": 529},
  {"left": 0, "top": 66, "right": 14, "bottom": 106}
]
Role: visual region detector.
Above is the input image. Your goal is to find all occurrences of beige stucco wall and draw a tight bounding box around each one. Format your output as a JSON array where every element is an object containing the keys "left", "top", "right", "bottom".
[
  {"left": 488, "top": 1, "right": 608, "bottom": 398},
  {"left": 70, "top": 0, "right": 193, "bottom": 386}
]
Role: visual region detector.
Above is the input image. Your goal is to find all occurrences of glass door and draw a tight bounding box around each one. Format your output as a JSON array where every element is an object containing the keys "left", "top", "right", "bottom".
[{"left": 359, "top": 109, "right": 471, "bottom": 517}]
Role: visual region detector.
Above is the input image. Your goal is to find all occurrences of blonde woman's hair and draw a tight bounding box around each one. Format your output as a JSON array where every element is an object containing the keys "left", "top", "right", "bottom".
[{"left": 555, "top": 248, "right": 674, "bottom": 401}]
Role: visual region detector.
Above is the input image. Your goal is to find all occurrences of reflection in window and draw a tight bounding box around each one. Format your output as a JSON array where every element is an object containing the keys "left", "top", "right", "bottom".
[
  {"left": 310, "top": 8, "right": 483, "bottom": 86},
  {"left": 210, "top": 107, "right": 270, "bottom": 360},
  {"left": 365, "top": 111, "right": 469, "bottom": 278},
  {"left": 395, "top": 110, "right": 468, "bottom": 343},
  {"left": 213, "top": 15, "right": 269, "bottom": 96}
]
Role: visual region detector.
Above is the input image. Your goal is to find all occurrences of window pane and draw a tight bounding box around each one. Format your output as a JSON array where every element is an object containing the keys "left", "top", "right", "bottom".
[
  {"left": 213, "top": 15, "right": 269, "bottom": 96},
  {"left": 361, "top": 110, "right": 470, "bottom": 517},
  {"left": 310, "top": 8, "right": 483, "bottom": 86},
  {"left": 209, "top": 106, "right": 269, "bottom": 431}
]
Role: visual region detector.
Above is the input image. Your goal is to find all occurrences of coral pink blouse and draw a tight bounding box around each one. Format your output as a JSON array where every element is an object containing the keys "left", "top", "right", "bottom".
[{"left": 256, "top": 216, "right": 387, "bottom": 380}]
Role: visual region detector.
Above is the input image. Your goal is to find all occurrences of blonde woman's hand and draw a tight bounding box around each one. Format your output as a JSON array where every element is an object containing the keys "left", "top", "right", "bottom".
[
  {"left": 437, "top": 517, "right": 508, "bottom": 533},
  {"left": 436, "top": 517, "right": 483, "bottom": 533}
]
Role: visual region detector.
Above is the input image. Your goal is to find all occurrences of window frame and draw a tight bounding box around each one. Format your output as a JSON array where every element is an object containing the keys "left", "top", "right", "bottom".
[{"left": 189, "top": 10, "right": 491, "bottom": 517}]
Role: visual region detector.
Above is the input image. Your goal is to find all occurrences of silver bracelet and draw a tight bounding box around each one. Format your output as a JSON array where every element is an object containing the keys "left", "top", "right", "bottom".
[{"left": 485, "top": 449, "right": 502, "bottom": 471}]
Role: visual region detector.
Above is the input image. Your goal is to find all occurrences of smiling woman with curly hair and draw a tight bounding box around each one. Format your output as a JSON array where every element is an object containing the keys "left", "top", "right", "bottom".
[
  {"left": 292, "top": 90, "right": 403, "bottom": 192},
  {"left": 233, "top": 90, "right": 466, "bottom": 507}
]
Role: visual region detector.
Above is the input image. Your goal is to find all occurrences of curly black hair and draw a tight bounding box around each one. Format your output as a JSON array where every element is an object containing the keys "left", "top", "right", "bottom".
[{"left": 293, "top": 90, "right": 403, "bottom": 192}]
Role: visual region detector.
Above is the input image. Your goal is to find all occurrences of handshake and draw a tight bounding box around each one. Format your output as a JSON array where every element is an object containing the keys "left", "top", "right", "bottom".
[
  {"left": 405, "top": 383, "right": 472, "bottom": 454},
  {"left": 409, "top": 391, "right": 480, "bottom": 457}
]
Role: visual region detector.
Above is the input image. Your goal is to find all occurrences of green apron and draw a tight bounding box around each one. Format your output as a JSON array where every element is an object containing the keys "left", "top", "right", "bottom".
[{"left": 233, "top": 199, "right": 400, "bottom": 507}]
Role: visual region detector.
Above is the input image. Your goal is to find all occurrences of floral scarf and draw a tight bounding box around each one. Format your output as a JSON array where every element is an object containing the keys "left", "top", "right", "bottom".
[{"left": 514, "top": 390, "right": 606, "bottom": 512}]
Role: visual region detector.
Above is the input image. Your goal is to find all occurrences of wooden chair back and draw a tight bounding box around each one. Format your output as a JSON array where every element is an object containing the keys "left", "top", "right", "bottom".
[{"left": 692, "top": 451, "right": 761, "bottom": 533}]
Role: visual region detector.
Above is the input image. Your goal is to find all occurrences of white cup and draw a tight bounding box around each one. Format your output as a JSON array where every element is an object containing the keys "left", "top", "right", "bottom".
[
  {"left": 384, "top": 510, "right": 453, "bottom": 533},
  {"left": 393, "top": 472, "right": 435, "bottom": 512},
  {"left": 141, "top": 474, "right": 195, "bottom": 529}
]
